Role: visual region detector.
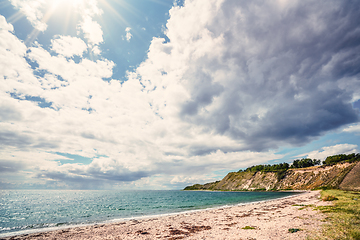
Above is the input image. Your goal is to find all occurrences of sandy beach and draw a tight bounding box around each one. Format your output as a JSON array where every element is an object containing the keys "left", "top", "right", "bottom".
[{"left": 3, "top": 191, "right": 330, "bottom": 240}]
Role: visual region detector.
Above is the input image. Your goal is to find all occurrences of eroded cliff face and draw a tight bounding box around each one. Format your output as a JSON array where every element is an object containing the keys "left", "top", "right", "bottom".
[
  {"left": 185, "top": 162, "right": 360, "bottom": 191},
  {"left": 276, "top": 162, "right": 355, "bottom": 190},
  {"left": 339, "top": 161, "right": 360, "bottom": 191}
]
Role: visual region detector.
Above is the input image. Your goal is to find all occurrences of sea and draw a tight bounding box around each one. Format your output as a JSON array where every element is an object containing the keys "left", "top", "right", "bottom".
[{"left": 0, "top": 190, "right": 301, "bottom": 237}]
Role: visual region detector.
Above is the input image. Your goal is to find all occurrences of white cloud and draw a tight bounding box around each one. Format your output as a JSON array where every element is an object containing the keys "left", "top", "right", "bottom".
[
  {"left": 78, "top": 16, "right": 103, "bottom": 45},
  {"left": 9, "top": 0, "right": 47, "bottom": 31},
  {"left": 92, "top": 45, "right": 101, "bottom": 55},
  {"left": 0, "top": 18, "right": 40, "bottom": 97},
  {"left": 75, "top": 0, "right": 104, "bottom": 47},
  {"left": 125, "top": 27, "right": 132, "bottom": 42},
  {"left": 0, "top": 149, "right": 69, "bottom": 172},
  {"left": 51, "top": 35, "right": 88, "bottom": 57},
  {"left": 299, "top": 144, "right": 358, "bottom": 161},
  {"left": 0, "top": 15, "right": 14, "bottom": 31},
  {"left": 0, "top": 15, "right": 159, "bottom": 188},
  {"left": 81, "top": 0, "right": 103, "bottom": 17},
  {"left": 343, "top": 124, "right": 360, "bottom": 133}
]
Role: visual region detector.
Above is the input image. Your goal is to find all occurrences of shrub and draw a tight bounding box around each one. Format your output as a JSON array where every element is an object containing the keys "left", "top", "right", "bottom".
[{"left": 322, "top": 195, "right": 338, "bottom": 201}]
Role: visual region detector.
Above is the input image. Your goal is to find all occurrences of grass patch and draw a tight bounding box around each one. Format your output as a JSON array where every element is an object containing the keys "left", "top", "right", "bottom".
[
  {"left": 311, "top": 189, "right": 360, "bottom": 239},
  {"left": 293, "top": 204, "right": 315, "bottom": 210},
  {"left": 242, "top": 226, "right": 256, "bottom": 230},
  {"left": 288, "top": 228, "right": 301, "bottom": 233},
  {"left": 299, "top": 204, "right": 315, "bottom": 210}
]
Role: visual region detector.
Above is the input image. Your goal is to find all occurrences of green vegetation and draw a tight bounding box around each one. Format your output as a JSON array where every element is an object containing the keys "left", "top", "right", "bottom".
[
  {"left": 238, "top": 153, "right": 360, "bottom": 174},
  {"left": 242, "top": 226, "right": 256, "bottom": 230},
  {"left": 323, "top": 153, "right": 360, "bottom": 166},
  {"left": 240, "top": 162, "right": 289, "bottom": 172},
  {"left": 312, "top": 190, "right": 360, "bottom": 239},
  {"left": 288, "top": 228, "right": 301, "bottom": 233},
  {"left": 293, "top": 204, "right": 315, "bottom": 210},
  {"left": 183, "top": 184, "right": 205, "bottom": 190},
  {"left": 238, "top": 157, "right": 322, "bottom": 174},
  {"left": 183, "top": 181, "right": 220, "bottom": 191},
  {"left": 291, "top": 158, "right": 320, "bottom": 168}
]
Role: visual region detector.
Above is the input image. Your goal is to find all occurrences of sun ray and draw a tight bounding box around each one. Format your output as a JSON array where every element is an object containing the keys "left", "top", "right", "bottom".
[
  {"left": 23, "top": 0, "right": 85, "bottom": 45},
  {"left": 98, "top": 0, "right": 132, "bottom": 26},
  {"left": 97, "top": 0, "right": 157, "bottom": 47},
  {"left": 24, "top": 5, "right": 55, "bottom": 45},
  {"left": 60, "top": 4, "right": 75, "bottom": 35},
  {"left": 25, "top": 28, "right": 41, "bottom": 46},
  {"left": 149, "top": 0, "right": 174, "bottom": 7},
  {"left": 7, "top": 11, "right": 26, "bottom": 26}
]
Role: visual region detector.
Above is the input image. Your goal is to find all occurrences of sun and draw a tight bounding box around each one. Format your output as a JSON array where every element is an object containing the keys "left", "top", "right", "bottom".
[
  {"left": 11, "top": 0, "right": 127, "bottom": 46},
  {"left": 51, "top": 0, "right": 84, "bottom": 8},
  {"left": 21, "top": 0, "right": 86, "bottom": 45}
]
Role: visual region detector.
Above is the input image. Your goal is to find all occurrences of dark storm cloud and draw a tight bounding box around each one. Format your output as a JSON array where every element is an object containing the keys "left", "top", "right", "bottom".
[
  {"left": 246, "top": 95, "right": 358, "bottom": 151},
  {"left": 36, "top": 164, "right": 151, "bottom": 189},
  {"left": 0, "top": 130, "right": 34, "bottom": 148},
  {"left": 36, "top": 171, "right": 105, "bottom": 189},
  {"left": 0, "top": 160, "right": 23, "bottom": 173},
  {"left": 175, "top": 0, "right": 360, "bottom": 151},
  {"left": 181, "top": 71, "right": 224, "bottom": 116},
  {"left": 87, "top": 168, "right": 150, "bottom": 182},
  {"left": 0, "top": 129, "right": 60, "bottom": 149}
]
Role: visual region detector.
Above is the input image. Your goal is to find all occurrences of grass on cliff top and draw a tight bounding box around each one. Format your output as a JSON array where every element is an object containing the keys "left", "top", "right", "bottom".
[{"left": 311, "top": 189, "right": 360, "bottom": 240}]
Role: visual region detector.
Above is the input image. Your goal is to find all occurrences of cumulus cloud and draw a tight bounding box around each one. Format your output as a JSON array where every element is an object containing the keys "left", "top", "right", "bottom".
[
  {"left": 138, "top": 0, "right": 360, "bottom": 152},
  {"left": 9, "top": 0, "right": 47, "bottom": 31},
  {"left": 92, "top": 45, "right": 101, "bottom": 55},
  {"left": 0, "top": 15, "right": 157, "bottom": 188},
  {"left": 0, "top": 17, "right": 40, "bottom": 98},
  {"left": 0, "top": 15, "right": 14, "bottom": 31},
  {"left": 78, "top": 16, "right": 103, "bottom": 45},
  {"left": 300, "top": 144, "right": 359, "bottom": 161},
  {"left": 343, "top": 124, "right": 360, "bottom": 133},
  {"left": 51, "top": 35, "right": 88, "bottom": 57},
  {"left": 75, "top": 0, "right": 104, "bottom": 47}
]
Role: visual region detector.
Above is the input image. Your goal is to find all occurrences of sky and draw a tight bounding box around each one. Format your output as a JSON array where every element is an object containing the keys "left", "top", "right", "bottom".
[{"left": 0, "top": 0, "right": 360, "bottom": 190}]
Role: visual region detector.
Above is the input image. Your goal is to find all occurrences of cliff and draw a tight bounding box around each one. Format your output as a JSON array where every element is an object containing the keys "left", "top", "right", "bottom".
[{"left": 184, "top": 161, "right": 360, "bottom": 191}]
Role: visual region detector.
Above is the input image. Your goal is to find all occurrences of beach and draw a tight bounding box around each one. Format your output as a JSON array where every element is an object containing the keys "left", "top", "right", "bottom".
[{"left": 2, "top": 191, "right": 329, "bottom": 240}]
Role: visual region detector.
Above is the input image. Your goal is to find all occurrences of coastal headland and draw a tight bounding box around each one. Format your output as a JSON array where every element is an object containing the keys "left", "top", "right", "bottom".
[
  {"left": 184, "top": 154, "right": 360, "bottom": 192},
  {"left": 3, "top": 191, "right": 329, "bottom": 240}
]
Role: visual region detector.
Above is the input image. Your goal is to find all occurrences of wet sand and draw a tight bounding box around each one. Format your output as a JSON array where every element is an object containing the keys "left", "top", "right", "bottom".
[{"left": 3, "top": 191, "right": 329, "bottom": 240}]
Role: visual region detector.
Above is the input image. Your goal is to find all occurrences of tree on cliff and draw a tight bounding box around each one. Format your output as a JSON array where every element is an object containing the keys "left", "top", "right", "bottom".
[
  {"left": 323, "top": 153, "right": 360, "bottom": 166},
  {"left": 291, "top": 158, "right": 321, "bottom": 168}
]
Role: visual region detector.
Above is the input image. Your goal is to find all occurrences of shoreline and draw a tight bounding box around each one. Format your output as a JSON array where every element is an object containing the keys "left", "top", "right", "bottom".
[
  {"left": 1, "top": 191, "right": 329, "bottom": 240},
  {"left": 0, "top": 191, "right": 302, "bottom": 238}
]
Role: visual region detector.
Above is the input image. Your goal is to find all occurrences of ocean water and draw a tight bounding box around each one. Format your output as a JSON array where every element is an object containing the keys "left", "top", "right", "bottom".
[{"left": 0, "top": 190, "right": 300, "bottom": 237}]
